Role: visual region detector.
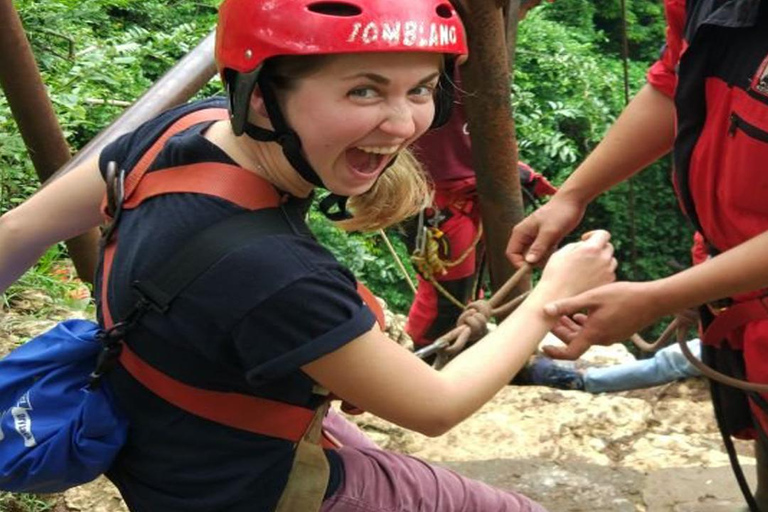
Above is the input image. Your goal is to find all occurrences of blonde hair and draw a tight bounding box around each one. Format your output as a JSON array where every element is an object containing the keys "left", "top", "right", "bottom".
[{"left": 335, "top": 149, "right": 432, "bottom": 232}]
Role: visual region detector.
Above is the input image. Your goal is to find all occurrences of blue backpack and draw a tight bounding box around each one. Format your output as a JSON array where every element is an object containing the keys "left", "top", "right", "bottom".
[{"left": 0, "top": 319, "right": 126, "bottom": 492}]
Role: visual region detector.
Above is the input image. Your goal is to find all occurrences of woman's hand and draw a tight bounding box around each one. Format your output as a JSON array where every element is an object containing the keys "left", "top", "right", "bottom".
[{"left": 535, "top": 229, "right": 617, "bottom": 302}]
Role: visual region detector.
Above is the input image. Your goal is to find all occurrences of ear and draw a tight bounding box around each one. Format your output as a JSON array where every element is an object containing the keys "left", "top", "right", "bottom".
[{"left": 248, "top": 86, "right": 270, "bottom": 119}]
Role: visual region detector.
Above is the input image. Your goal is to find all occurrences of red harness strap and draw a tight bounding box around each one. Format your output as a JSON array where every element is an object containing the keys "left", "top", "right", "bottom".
[
  {"left": 123, "top": 108, "right": 229, "bottom": 201},
  {"left": 703, "top": 296, "right": 768, "bottom": 348},
  {"left": 123, "top": 163, "right": 281, "bottom": 210},
  {"left": 356, "top": 281, "right": 385, "bottom": 331},
  {"left": 100, "top": 108, "right": 351, "bottom": 448}
]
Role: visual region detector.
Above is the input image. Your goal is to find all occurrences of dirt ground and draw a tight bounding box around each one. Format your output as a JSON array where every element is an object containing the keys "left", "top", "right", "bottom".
[{"left": 0, "top": 289, "right": 758, "bottom": 511}]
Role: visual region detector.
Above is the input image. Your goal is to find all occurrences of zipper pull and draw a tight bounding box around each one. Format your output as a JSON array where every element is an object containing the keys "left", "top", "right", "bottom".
[{"left": 728, "top": 113, "right": 738, "bottom": 136}]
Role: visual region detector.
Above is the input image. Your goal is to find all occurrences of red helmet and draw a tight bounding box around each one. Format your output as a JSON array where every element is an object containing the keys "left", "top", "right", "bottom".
[{"left": 216, "top": 0, "right": 468, "bottom": 76}]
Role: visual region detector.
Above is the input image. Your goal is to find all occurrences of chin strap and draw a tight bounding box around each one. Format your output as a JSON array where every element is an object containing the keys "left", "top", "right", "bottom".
[
  {"left": 245, "top": 75, "right": 356, "bottom": 221},
  {"left": 243, "top": 76, "right": 325, "bottom": 189},
  {"left": 244, "top": 116, "right": 353, "bottom": 221},
  {"left": 315, "top": 155, "right": 401, "bottom": 221}
]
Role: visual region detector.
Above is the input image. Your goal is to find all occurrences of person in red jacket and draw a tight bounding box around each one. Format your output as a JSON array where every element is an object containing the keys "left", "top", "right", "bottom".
[
  {"left": 406, "top": 93, "right": 556, "bottom": 348},
  {"left": 507, "top": 1, "right": 768, "bottom": 509},
  {"left": 405, "top": 0, "right": 556, "bottom": 350}
]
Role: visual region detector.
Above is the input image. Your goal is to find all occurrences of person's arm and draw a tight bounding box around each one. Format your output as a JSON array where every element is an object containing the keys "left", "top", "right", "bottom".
[
  {"left": 507, "top": 0, "right": 685, "bottom": 269},
  {"left": 303, "top": 231, "right": 616, "bottom": 436},
  {"left": 542, "top": 231, "right": 768, "bottom": 360},
  {"left": 507, "top": 84, "right": 676, "bottom": 267},
  {"left": 0, "top": 156, "right": 105, "bottom": 294},
  {"left": 556, "top": 84, "right": 676, "bottom": 207}
]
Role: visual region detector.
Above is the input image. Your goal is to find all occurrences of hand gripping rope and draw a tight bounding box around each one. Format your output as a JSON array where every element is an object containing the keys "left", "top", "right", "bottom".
[{"left": 414, "top": 263, "right": 532, "bottom": 365}]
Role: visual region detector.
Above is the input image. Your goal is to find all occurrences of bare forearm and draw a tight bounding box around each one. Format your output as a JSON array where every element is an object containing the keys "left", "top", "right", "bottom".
[
  {"left": 558, "top": 84, "right": 676, "bottom": 206},
  {"left": 0, "top": 212, "right": 49, "bottom": 294},
  {"left": 436, "top": 289, "right": 555, "bottom": 424},
  {"left": 308, "top": 289, "right": 559, "bottom": 438},
  {"left": 0, "top": 157, "right": 104, "bottom": 295},
  {"left": 649, "top": 231, "right": 768, "bottom": 315}
]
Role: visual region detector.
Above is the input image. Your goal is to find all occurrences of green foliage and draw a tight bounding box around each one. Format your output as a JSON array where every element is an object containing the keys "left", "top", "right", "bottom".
[
  {"left": 545, "top": 0, "right": 667, "bottom": 61},
  {"left": 579, "top": 160, "right": 695, "bottom": 281},
  {"left": 19, "top": 0, "right": 218, "bottom": 148},
  {"left": 0, "top": 103, "right": 38, "bottom": 216},
  {"left": 3, "top": 245, "right": 92, "bottom": 313},
  {"left": 308, "top": 207, "right": 416, "bottom": 313},
  {"left": 0, "top": 492, "right": 54, "bottom": 512},
  {"left": 515, "top": 6, "right": 690, "bottom": 283},
  {"left": 1, "top": 0, "right": 219, "bottom": 215},
  {"left": 515, "top": 7, "right": 644, "bottom": 173}
]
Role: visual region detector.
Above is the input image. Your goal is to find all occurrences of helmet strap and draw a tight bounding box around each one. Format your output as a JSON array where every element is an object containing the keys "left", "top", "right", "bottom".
[
  {"left": 318, "top": 193, "right": 352, "bottom": 221},
  {"left": 242, "top": 74, "right": 326, "bottom": 188},
  {"left": 230, "top": 66, "right": 417, "bottom": 222}
]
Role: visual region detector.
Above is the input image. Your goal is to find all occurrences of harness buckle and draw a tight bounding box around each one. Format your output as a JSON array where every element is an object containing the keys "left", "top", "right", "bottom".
[
  {"left": 101, "top": 161, "right": 126, "bottom": 244},
  {"left": 88, "top": 321, "right": 130, "bottom": 388},
  {"left": 707, "top": 297, "right": 734, "bottom": 317}
]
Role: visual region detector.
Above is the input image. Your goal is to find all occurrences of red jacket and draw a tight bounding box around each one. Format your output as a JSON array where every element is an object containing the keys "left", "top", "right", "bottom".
[{"left": 648, "top": 0, "right": 768, "bottom": 282}]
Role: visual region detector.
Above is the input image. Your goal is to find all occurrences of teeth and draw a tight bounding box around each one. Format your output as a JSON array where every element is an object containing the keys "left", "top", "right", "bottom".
[{"left": 357, "top": 145, "right": 399, "bottom": 155}]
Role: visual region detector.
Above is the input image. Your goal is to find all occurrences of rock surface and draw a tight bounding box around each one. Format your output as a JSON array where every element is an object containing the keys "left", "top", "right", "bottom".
[{"left": 0, "top": 295, "right": 758, "bottom": 511}]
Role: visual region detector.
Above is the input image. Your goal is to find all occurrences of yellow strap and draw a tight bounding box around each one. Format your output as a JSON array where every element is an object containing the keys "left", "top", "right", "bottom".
[
  {"left": 411, "top": 224, "right": 484, "bottom": 311},
  {"left": 273, "top": 401, "right": 331, "bottom": 512}
]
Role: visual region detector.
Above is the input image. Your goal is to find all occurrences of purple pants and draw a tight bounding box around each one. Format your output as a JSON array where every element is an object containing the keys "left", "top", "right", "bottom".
[{"left": 320, "top": 411, "right": 548, "bottom": 512}]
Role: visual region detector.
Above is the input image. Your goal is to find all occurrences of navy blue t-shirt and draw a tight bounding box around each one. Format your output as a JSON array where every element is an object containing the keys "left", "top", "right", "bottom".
[{"left": 97, "top": 98, "right": 376, "bottom": 512}]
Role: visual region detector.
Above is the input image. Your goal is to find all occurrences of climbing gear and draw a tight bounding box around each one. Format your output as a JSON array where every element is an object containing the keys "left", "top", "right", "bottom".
[
  {"left": 632, "top": 293, "right": 768, "bottom": 512},
  {"left": 378, "top": 228, "right": 418, "bottom": 295},
  {"left": 101, "top": 106, "right": 389, "bottom": 510},
  {"left": 615, "top": 0, "right": 640, "bottom": 280},
  {"left": 408, "top": 164, "right": 555, "bottom": 314},
  {"left": 216, "top": 0, "right": 467, "bottom": 133},
  {"left": 628, "top": 293, "right": 768, "bottom": 512},
  {"left": 689, "top": 301, "right": 768, "bottom": 512},
  {"left": 101, "top": 106, "right": 390, "bottom": 511},
  {"left": 635, "top": 301, "right": 768, "bottom": 395},
  {"left": 414, "top": 263, "right": 532, "bottom": 363},
  {"left": 629, "top": 309, "right": 699, "bottom": 353},
  {"left": 411, "top": 206, "right": 484, "bottom": 310}
]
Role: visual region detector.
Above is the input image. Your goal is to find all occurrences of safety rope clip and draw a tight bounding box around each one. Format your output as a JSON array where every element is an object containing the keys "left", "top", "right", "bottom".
[{"left": 88, "top": 329, "right": 126, "bottom": 389}]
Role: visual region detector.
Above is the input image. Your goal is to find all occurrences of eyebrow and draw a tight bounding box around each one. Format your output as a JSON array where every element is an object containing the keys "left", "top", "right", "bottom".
[{"left": 342, "top": 71, "right": 441, "bottom": 85}]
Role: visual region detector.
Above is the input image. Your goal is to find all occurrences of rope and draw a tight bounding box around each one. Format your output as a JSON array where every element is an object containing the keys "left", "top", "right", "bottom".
[
  {"left": 414, "top": 264, "right": 532, "bottom": 362},
  {"left": 445, "top": 224, "right": 484, "bottom": 270},
  {"left": 629, "top": 310, "right": 697, "bottom": 352},
  {"left": 427, "top": 276, "right": 470, "bottom": 310},
  {"left": 411, "top": 224, "right": 484, "bottom": 310},
  {"left": 618, "top": 0, "right": 639, "bottom": 280},
  {"left": 377, "top": 229, "right": 417, "bottom": 295},
  {"left": 680, "top": 333, "right": 768, "bottom": 394},
  {"left": 631, "top": 311, "right": 768, "bottom": 394}
]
